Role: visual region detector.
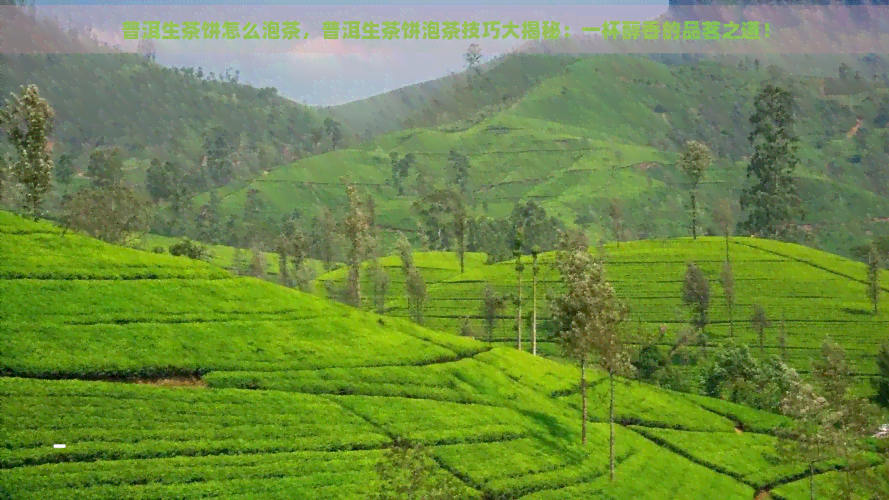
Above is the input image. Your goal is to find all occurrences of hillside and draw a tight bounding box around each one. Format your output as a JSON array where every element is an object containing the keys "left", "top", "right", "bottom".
[
  {"left": 129, "top": 233, "right": 328, "bottom": 283},
  {"left": 371, "top": 238, "right": 889, "bottom": 384},
  {"left": 3, "top": 210, "right": 881, "bottom": 500},
  {"left": 207, "top": 54, "right": 889, "bottom": 260},
  {"left": 314, "top": 250, "right": 488, "bottom": 308},
  {"left": 0, "top": 8, "right": 336, "bottom": 199}
]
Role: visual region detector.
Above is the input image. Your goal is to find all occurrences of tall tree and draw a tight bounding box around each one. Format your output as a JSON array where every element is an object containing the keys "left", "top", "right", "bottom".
[
  {"left": 342, "top": 178, "right": 369, "bottom": 309},
  {"left": 248, "top": 245, "right": 267, "bottom": 279},
  {"left": 464, "top": 43, "right": 483, "bottom": 71},
  {"left": 55, "top": 153, "right": 74, "bottom": 184},
  {"left": 481, "top": 282, "right": 505, "bottom": 342},
  {"left": 531, "top": 245, "right": 540, "bottom": 356},
  {"left": 751, "top": 304, "right": 771, "bottom": 357},
  {"left": 448, "top": 149, "right": 470, "bottom": 196},
  {"left": 276, "top": 232, "right": 291, "bottom": 287},
  {"left": 608, "top": 198, "right": 623, "bottom": 248},
  {"left": 398, "top": 235, "right": 426, "bottom": 324},
  {"left": 867, "top": 242, "right": 882, "bottom": 314},
  {"left": 677, "top": 141, "right": 712, "bottom": 240},
  {"left": 453, "top": 194, "right": 468, "bottom": 274},
  {"left": 510, "top": 201, "right": 562, "bottom": 254},
  {"left": 370, "top": 261, "right": 391, "bottom": 314},
  {"left": 721, "top": 261, "right": 736, "bottom": 337},
  {"left": 61, "top": 182, "right": 147, "bottom": 244},
  {"left": 551, "top": 228, "right": 632, "bottom": 483},
  {"left": 87, "top": 147, "right": 124, "bottom": 189},
  {"left": 740, "top": 84, "right": 804, "bottom": 239},
  {"left": 713, "top": 197, "right": 734, "bottom": 262},
  {"left": 777, "top": 340, "right": 879, "bottom": 500},
  {"left": 291, "top": 230, "right": 313, "bottom": 293},
  {"left": 873, "top": 343, "right": 889, "bottom": 409},
  {"left": 682, "top": 263, "right": 711, "bottom": 342},
  {"left": 0, "top": 84, "right": 55, "bottom": 216},
  {"left": 324, "top": 117, "right": 343, "bottom": 149},
  {"left": 146, "top": 158, "right": 179, "bottom": 202},
  {"left": 390, "top": 153, "right": 414, "bottom": 196},
  {"left": 202, "top": 124, "right": 235, "bottom": 187},
  {"left": 311, "top": 207, "right": 337, "bottom": 271},
  {"left": 0, "top": 153, "right": 9, "bottom": 204},
  {"left": 514, "top": 228, "right": 525, "bottom": 351}
]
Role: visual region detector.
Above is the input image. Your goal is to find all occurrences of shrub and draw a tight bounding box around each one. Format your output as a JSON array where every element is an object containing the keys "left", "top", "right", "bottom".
[{"left": 169, "top": 239, "right": 207, "bottom": 260}]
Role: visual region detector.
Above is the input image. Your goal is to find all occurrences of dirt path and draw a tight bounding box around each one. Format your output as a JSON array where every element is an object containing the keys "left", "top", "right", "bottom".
[{"left": 846, "top": 116, "right": 863, "bottom": 138}]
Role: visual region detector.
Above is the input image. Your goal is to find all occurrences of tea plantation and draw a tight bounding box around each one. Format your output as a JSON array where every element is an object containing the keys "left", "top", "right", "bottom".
[
  {"left": 0, "top": 211, "right": 882, "bottom": 499},
  {"left": 369, "top": 237, "right": 889, "bottom": 382}
]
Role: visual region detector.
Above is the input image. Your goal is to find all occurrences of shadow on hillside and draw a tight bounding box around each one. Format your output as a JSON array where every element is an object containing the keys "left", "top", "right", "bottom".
[
  {"left": 842, "top": 307, "right": 876, "bottom": 316},
  {"left": 515, "top": 408, "right": 580, "bottom": 457}
]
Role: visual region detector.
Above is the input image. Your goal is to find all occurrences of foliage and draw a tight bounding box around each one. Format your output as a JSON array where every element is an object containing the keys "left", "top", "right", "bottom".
[
  {"left": 551, "top": 227, "right": 632, "bottom": 483},
  {"left": 751, "top": 304, "right": 772, "bottom": 356},
  {"left": 398, "top": 235, "right": 427, "bottom": 324},
  {"left": 168, "top": 238, "right": 209, "bottom": 261},
  {"left": 60, "top": 184, "right": 149, "bottom": 245},
  {"left": 776, "top": 340, "right": 883, "bottom": 500},
  {"left": 682, "top": 262, "right": 711, "bottom": 335},
  {"left": 342, "top": 179, "right": 370, "bottom": 308},
  {"left": 0, "top": 84, "right": 55, "bottom": 215},
  {"left": 464, "top": 43, "right": 482, "bottom": 69},
  {"left": 676, "top": 141, "right": 712, "bottom": 239},
  {"left": 1, "top": 211, "right": 850, "bottom": 500},
  {"left": 370, "top": 439, "right": 470, "bottom": 500},
  {"left": 86, "top": 146, "right": 125, "bottom": 189},
  {"left": 739, "top": 83, "right": 805, "bottom": 240},
  {"left": 701, "top": 340, "right": 796, "bottom": 413},
  {"left": 867, "top": 242, "right": 882, "bottom": 314},
  {"left": 872, "top": 343, "right": 889, "bottom": 410}
]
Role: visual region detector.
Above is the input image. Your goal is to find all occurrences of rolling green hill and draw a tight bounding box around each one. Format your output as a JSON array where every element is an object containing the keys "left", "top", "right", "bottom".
[
  {"left": 374, "top": 238, "right": 889, "bottom": 385},
  {"left": 128, "top": 233, "right": 327, "bottom": 282},
  {"left": 314, "top": 250, "right": 488, "bottom": 307},
  {"left": 207, "top": 54, "right": 889, "bottom": 259},
  {"left": 4, "top": 210, "right": 883, "bottom": 500}
]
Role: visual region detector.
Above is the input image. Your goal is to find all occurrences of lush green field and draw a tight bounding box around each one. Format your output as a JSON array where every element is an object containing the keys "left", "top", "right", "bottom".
[
  {"left": 0, "top": 211, "right": 881, "bottom": 499},
  {"left": 131, "top": 233, "right": 327, "bottom": 281},
  {"left": 206, "top": 55, "right": 889, "bottom": 257},
  {"left": 381, "top": 237, "right": 889, "bottom": 381},
  {"left": 314, "top": 250, "right": 488, "bottom": 308}
]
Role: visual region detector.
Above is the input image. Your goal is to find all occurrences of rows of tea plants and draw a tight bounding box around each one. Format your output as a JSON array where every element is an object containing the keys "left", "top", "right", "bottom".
[
  {"left": 516, "top": 434, "right": 758, "bottom": 500},
  {"left": 0, "top": 378, "right": 390, "bottom": 469},
  {"left": 394, "top": 237, "right": 888, "bottom": 379},
  {"left": 2, "top": 212, "right": 863, "bottom": 500},
  {"left": 314, "top": 251, "right": 488, "bottom": 310}
]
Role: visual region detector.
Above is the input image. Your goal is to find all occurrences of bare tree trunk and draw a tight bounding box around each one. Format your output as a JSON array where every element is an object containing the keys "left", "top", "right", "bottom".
[
  {"left": 809, "top": 462, "right": 815, "bottom": 500},
  {"left": 691, "top": 190, "right": 697, "bottom": 240},
  {"left": 581, "top": 359, "right": 587, "bottom": 446},
  {"left": 759, "top": 327, "right": 765, "bottom": 357},
  {"left": 279, "top": 252, "right": 289, "bottom": 287},
  {"left": 517, "top": 273, "right": 523, "bottom": 351},
  {"left": 532, "top": 268, "right": 537, "bottom": 356},
  {"left": 609, "top": 371, "right": 616, "bottom": 482}
]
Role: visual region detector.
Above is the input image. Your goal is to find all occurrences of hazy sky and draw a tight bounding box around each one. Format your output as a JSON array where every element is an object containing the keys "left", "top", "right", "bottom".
[{"left": 26, "top": 0, "right": 670, "bottom": 105}]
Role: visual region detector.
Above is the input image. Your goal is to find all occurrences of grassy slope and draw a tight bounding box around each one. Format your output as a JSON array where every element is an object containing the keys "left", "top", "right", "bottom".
[
  {"left": 209, "top": 55, "right": 889, "bottom": 258},
  {"left": 313, "top": 250, "right": 488, "bottom": 308},
  {"left": 130, "top": 233, "right": 327, "bottom": 281},
  {"left": 379, "top": 238, "right": 889, "bottom": 380},
  {"left": 0, "top": 210, "right": 856, "bottom": 500}
]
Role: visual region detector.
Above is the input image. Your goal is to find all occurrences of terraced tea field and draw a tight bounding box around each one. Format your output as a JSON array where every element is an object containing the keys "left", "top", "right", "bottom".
[
  {"left": 314, "top": 250, "right": 489, "bottom": 310},
  {"left": 0, "top": 211, "right": 883, "bottom": 499},
  {"left": 380, "top": 237, "right": 889, "bottom": 380},
  {"left": 132, "top": 233, "right": 328, "bottom": 282}
]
